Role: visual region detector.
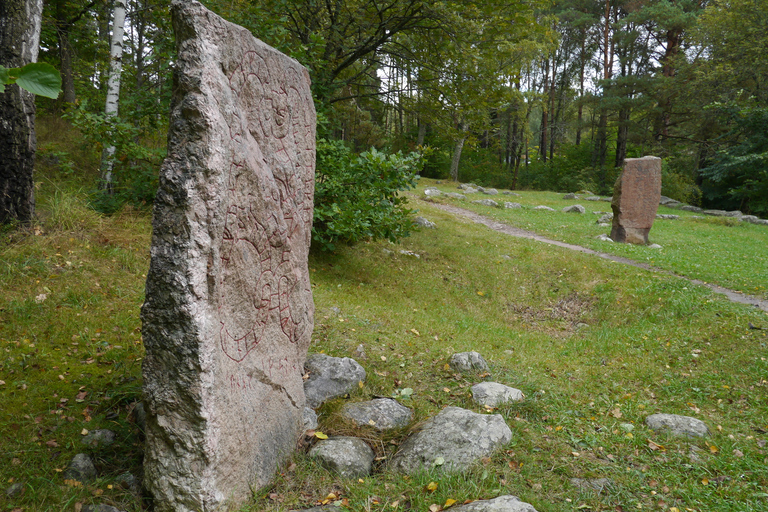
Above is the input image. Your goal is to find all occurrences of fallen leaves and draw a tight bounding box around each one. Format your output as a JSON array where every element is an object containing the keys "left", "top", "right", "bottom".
[
  {"left": 314, "top": 431, "right": 328, "bottom": 440},
  {"left": 647, "top": 440, "right": 665, "bottom": 452}
]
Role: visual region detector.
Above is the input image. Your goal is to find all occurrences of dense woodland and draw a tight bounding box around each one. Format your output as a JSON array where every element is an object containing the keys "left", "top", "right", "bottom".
[{"left": 19, "top": 0, "right": 768, "bottom": 221}]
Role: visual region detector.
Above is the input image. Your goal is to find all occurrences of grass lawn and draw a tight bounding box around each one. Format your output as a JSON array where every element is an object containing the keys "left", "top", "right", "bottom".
[{"left": 1, "top": 176, "right": 767, "bottom": 512}]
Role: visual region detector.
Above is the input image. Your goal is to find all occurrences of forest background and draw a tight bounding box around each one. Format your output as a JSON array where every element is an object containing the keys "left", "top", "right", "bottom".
[{"left": 29, "top": 0, "right": 768, "bottom": 231}]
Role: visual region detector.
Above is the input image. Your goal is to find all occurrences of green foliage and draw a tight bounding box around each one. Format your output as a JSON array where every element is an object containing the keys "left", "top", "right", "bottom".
[
  {"left": 65, "top": 105, "right": 164, "bottom": 213},
  {"left": 313, "top": 140, "right": 422, "bottom": 251},
  {"left": 0, "top": 62, "right": 61, "bottom": 98},
  {"left": 700, "top": 106, "right": 768, "bottom": 215},
  {"left": 517, "top": 143, "right": 621, "bottom": 195}
]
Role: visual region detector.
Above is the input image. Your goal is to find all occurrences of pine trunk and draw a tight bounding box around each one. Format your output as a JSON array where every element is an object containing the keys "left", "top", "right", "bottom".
[{"left": 0, "top": 0, "right": 43, "bottom": 224}]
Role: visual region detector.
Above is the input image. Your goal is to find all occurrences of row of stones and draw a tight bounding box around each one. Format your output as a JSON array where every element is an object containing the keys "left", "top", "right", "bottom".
[{"left": 296, "top": 351, "right": 711, "bottom": 512}]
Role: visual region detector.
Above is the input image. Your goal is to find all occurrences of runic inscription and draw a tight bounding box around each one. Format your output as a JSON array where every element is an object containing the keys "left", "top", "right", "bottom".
[
  {"left": 140, "top": 2, "right": 316, "bottom": 511},
  {"left": 216, "top": 52, "right": 314, "bottom": 363}
]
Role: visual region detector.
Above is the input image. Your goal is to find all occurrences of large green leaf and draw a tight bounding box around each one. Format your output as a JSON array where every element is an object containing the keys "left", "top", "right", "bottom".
[{"left": 15, "top": 63, "right": 62, "bottom": 99}]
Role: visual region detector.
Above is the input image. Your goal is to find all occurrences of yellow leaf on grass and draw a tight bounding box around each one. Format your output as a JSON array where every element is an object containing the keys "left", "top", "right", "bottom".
[
  {"left": 410, "top": 329, "right": 420, "bottom": 336},
  {"left": 444, "top": 498, "right": 457, "bottom": 508},
  {"left": 702, "top": 478, "right": 709, "bottom": 485},
  {"left": 708, "top": 444, "right": 719, "bottom": 454},
  {"left": 647, "top": 440, "right": 665, "bottom": 451},
  {"left": 358, "top": 380, "right": 364, "bottom": 389},
  {"left": 64, "top": 479, "right": 82, "bottom": 487},
  {"left": 426, "top": 481, "right": 438, "bottom": 492},
  {"left": 477, "top": 291, "right": 485, "bottom": 296},
  {"left": 315, "top": 432, "right": 328, "bottom": 440}
]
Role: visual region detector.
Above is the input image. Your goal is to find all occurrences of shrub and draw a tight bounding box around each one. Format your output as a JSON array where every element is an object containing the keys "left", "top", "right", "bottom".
[{"left": 313, "top": 140, "right": 422, "bottom": 251}]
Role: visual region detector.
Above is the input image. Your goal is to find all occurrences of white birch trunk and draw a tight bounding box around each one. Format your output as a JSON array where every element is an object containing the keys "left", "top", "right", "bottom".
[
  {"left": 100, "top": 0, "right": 127, "bottom": 193},
  {"left": 449, "top": 124, "right": 468, "bottom": 182}
]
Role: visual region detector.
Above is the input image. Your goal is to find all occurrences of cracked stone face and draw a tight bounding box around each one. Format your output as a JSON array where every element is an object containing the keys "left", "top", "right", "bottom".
[{"left": 140, "top": 2, "right": 315, "bottom": 511}]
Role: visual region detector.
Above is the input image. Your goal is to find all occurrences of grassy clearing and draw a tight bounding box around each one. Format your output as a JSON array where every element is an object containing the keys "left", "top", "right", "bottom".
[
  {"left": 2, "top": 176, "right": 768, "bottom": 512},
  {"left": 412, "top": 179, "right": 768, "bottom": 300}
]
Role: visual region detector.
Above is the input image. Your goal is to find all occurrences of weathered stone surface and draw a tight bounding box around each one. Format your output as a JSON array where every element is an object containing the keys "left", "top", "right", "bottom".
[
  {"left": 471, "top": 382, "right": 524, "bottom": 407},
  {"left": 389, "top": 407, "right": 512, "bottom": 473},
  {"left": 656, "top": 214, "right": 679, "bottom": 220},
  {"left": 340, "top": 398, "right": 413, "bottom": 430},
  {"left": 595, "top": 234, "right": 613, "bottom": 242},
  {"left": 562, "top": 204, "right": 585, "bottom": 214},
  {"left": 81, "top": 505, "right": 124, "bottom": 512},
  {"left": 424, "top": 188, "right": 442, "bottom": 197},
  {"left": 571, "top": 478, "right": 613, "bottom": 493},
  {"left": 450, "top": 352, "right": 489, "bottom": 373},
  {"left": 81, "top": 429, "right": 116, "bottom": 448},
  {"left": 597, "top": 212, "right": 613, "bottom": 224},
  {"left": 64, "top": 453, "right": 97, "bottom": 482},
  {"left": 503, "top": 202, "right": 522, "bottom": 209},
  {"left": 140, "top": 2, "right": 316, "bottom": 510},
  {"left": 502, "top": 191, "right": 522, "bottom": 197},
  {"left": 445, "top": 192, "right": 467, "bottom": 200},
  {"left": 563, "top": 193, "right": 578, "bottom": 200},
  {"left": 678, "top": 205, "right": 702, "bottom": 212},
  {"left": 472, "top": 199, "right": 499, "bottom": 208},
  {"left": 115, "top": 472, "right": 141, "bottom": 495},
  {"left": 303, "top": 407, "right": 318, "bottom": 431},
  {"left": 309, "top": 436, "right": 374, "bottom": 478},
  {"left": 450, "top": 496, "right": 538, "bottom": 512},
  {"left": 304, "top": 354, "right": 366, "bottom": 408},
  {"left": 414, "top": 216, "right": 436, "bottom": 229},
  {"left": 129, "top": 402, "right": 146, "bottom": 433},
  {"left": 646, "top": 414, "right": 710, "bottom": 438},
  {"left": 482, "top": 188, "right": 499, "bottom": 195},
  {"left": 610, "top": 156, "right": 662, "bottom": 244},
  {"left": 533, "top": 205, "right": 555, "bottom": 211}
]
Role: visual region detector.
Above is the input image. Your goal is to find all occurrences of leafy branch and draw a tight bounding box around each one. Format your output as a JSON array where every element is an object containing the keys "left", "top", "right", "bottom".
[{"left": 0, "top": 62, "right": 61, "bottom": 99}]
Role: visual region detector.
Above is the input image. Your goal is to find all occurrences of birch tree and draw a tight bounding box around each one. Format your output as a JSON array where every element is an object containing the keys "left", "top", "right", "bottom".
[
  {"left": 100, "top": 0, "right": 126, "bottom": 194},
  {"left": 0, "top": 0, "right": 43, "bottom": 224}
]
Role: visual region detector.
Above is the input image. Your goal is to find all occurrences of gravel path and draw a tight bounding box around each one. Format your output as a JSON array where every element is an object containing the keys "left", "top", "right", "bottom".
[{"left": 429, "top": 202, "right": 768, "bottom": 314}]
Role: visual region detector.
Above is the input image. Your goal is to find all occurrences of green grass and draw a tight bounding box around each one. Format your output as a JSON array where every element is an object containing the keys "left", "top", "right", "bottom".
[
  {"left": 412, "top": 179, "right": 768, "bottom": 300},
  {"left": 1, "top": 175, "right": 768, "bottom": 512}
]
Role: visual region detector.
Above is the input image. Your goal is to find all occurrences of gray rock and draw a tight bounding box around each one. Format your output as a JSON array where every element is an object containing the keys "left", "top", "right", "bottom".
[
  {"left": 502, "top": 191, "right": 521, "bottom": 197},
  {"left": 463, "top": 187, "right": 479, "bottom": 194},
  {"left": 585, "top": 196, "right": 602, "bottom": 201},
  {"left": 399, "top": 249, "right": 420, "bottom": 258},
  {"left": 81, "top": 505, "right": 124, "bottom": 512},
  {"left": 352, "top": 344, "right": 367, "bottom": 360},
  {"left": 471, "top": 382, "right": 524, "bottom": 407},
  {"left": 678, "top": 205, "right": 702, "bottom": 212},
  {"left": 751, "top": 218, "right": 768, "bottom": 225},
  {"left": 340, "top": 398, "right": 413, "bottom": 430},
  {"left": 597, "top": 213, "right": 613, "bottom": 224},
  {"left": 129, "top": 402, "right": 146, "bottom": 433},
  {"left": 115, "top": 472, "right": 141, "bottom": 495},
  {"left": 579, "top": 190, "right": 595, "bottom": 196},
  {"left": 563, "top": 193, "right": 578, "bottom": 200},
  {"left": 570, "top": 478, "right": 613, "bottom": 493},
  {"left": 533, "top": 205, "right": 555, "bottom": 211},
  {"left": 445, "top": 192, "right": 467, "bottom": 200},
  {"left": 81, "top": 429, "right": 116, "bottom": 448},
  {"left": 646, "top": 413, "right": 710, "bottom": 438},
  {"left": 595, "top": 234, "right": 613, "bottom": 242},
  {"left": 140, "top": 2, "right": 316, "bottom": 510},
  {"left": 309, "top": 436, "right": 374, "bottom": 478},
  {"left": 562, "top": 204, "right": 586, "bottom": 214},
  {"left": 702, "top": 209, "right": 729, "bottom": 217},
  {"left": 741, "top": 215, "right": 759, "bottom": 223},
  {"left": 414, "top": 216, "right": 436, "bottom": 229},
  {"left": 6, "top": 482, "right": 24, "bottom": 498},
  {"left": 482, "top": 188, "right": 499, "bottom": 195},
  {"left": 450, "top": 496, "right": 538, "bottom": 512},
  {"left": 472, "top": 199, "right": 499, "bottom": 208},
  {"left": 659, "top": 195, "right": 677, "bottom": 205},
  {"left": 450, "top": 351, "right": 489, "bottom": 372},
  {"left": 390, "top": 407, "right": 512, "bottom": 473},
  {"left": 648, "top": 244, "right": 663, "bottom": 249},
  {"left": 304, "top": 354, "right": 366, "bottom": 408},
  {"left": 63, "top": 453, "right": 97, "bottom": 482},
  {"left": 424, "top": 188, "right": 442, "bottom": 197},
  {"left": 656, "top": 214, "right": 679, "bottom": 220},
  {"left": 303, "top": 407, "right": 318, "bottom": 431},
  {"left": 503, "top": 202, "right": 522, "bottom": 209}
]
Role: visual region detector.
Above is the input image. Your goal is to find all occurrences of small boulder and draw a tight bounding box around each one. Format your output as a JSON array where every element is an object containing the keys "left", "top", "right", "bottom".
[
  {"left": 585, "top": 196, "right": 602, "bottom": 201},
  {"left": 340, "top": 398, "right": 413, "bottom": 430},
  {"left": 656, "top": 214, "right": 679, "bottom": 220},
  {"left": 482, "top": 188, "right": 499, "bottom": 195},
  {"left": 645, "top": 413, "right": 710, "bottom": 438},
  {"left": 114, "top": 472, "right": 141, "bottom": 495},
  {"left": 389, "top": 407, "right": 512, "bottom": 473},
  {"left": 563, "top": 193, "right": 578, "bottom": 200},
  {"left": 309, "top": 436, "right": 374, "bottom": 478},
  {"left": 6, "top": 482, "right": 24, "bottom": 498},
  {"left": 445, "top": 192, "right": 467, "bottom": 200},
  {"left": 63, "top": 453, "right": 97, "bottom": 483},
  {"left": 533, "top": 205, "right": 555, "bottom": 211},
  {"left": 450, "top": 495, "right": 538, "bottom": 512},
  {"left": 472, "top": 199, "right": 499, "bottom": 208},
  {"left": 81, "top": 429, "right": 116, "bottom": 448},
  {"left": 570, "top": 478, "right": 613, "bottom": 493},
  {"left": 597, "top": 213, "right": 613, "bottom": 224},
  {"left": 450, "top": 352, "right": 489, "bottom": 373},
  {"left": 424, "top": 188, "right": 442, "bottom": 197},
  {"left": 471, "top": 382, "right": 524, "bottom": 407},
  {"left": 304, "top": 354, "right": 366, "bottom": 409},
  {"left": 678, "top": 205, "right": 702, "bottom": 212},
  {"left": 303, "top": 407, "right": 319, "bottom": 431},
  {"left": 595, "top": 234, "right": 613, "bottom": 242},
  {"left": 414, "top": 216, "right": 436, "bottom": 229},
  {"left": 502, "top": 191, "right": 522, "bottom": 197},
  {"left": 503, "top": 202, "right": 522, "bottom": 209},
  {"left": 562, "top": 205, "right": 586, "bottom": 214}
]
